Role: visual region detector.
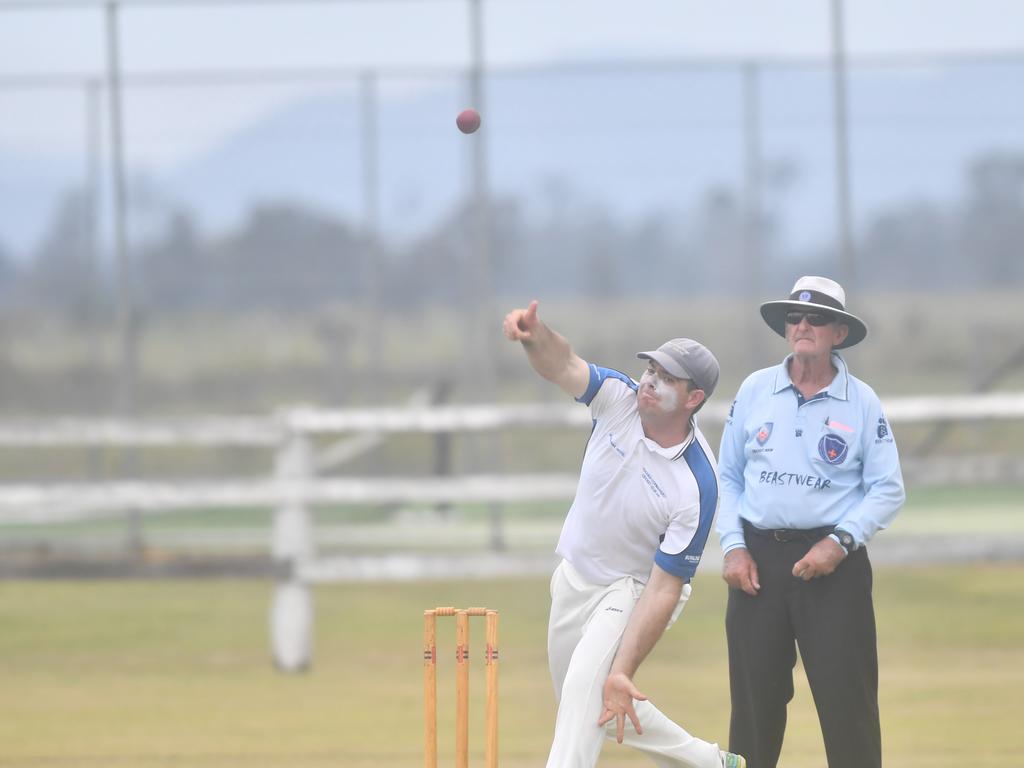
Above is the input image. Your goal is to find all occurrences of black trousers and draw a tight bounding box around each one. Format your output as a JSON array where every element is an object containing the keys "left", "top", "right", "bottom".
[{"left": 726, "top": 522, "right": 881, "bottom": 768}]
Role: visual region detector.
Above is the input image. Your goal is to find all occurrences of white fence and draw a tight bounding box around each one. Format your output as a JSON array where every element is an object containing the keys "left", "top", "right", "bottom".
[
  {"left": 2, "top": 393, "right": 1023, "bottom": 521},
  {"left": 1, "top": 392, "right": 1023, "bottom": 670}
]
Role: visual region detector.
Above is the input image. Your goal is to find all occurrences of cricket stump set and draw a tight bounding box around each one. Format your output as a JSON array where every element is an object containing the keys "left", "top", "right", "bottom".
[{"left": 423, "top": 607, "right": 499, "bottom": 768}]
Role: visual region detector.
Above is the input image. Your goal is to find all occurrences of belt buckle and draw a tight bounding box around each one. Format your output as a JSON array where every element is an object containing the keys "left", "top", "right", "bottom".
[{"left": 773, "top": 530, "right": 787, "bottom": 543}]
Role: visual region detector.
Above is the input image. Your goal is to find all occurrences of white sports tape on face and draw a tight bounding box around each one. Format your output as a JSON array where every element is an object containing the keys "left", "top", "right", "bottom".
[{"left": 639, "top": 370, "right": 679, "bottom": 413}]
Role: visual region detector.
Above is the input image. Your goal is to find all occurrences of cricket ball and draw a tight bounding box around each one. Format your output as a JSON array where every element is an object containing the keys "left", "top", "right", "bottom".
[{"left": 456, "top": 108, "right": 481, "bottom": 134}]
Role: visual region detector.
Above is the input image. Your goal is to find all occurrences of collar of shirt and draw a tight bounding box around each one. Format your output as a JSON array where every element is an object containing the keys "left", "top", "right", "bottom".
[
  {"left": 772, "top": 352, "right": 851, "bottom": 401},
  {"left": 639, "top": 417, "right": 697, "bottom": 460}
]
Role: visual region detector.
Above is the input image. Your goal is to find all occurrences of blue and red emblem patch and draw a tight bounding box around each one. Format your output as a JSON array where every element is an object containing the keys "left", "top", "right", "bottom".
[
  {"left": 756, "top": 422, "right": 774, "bottom": 446},
  {"left": 818, "top": 433, "right": 848, "bottom": 465}
]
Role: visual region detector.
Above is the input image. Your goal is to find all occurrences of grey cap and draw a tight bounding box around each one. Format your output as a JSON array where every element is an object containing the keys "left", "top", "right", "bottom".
[{"left": 637, "top": 338, "right": 720, "bottom": 398}]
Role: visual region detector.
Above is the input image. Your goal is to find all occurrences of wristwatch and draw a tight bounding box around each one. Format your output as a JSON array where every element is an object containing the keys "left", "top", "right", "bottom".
[{"left": 829, "top": 528, "right": 856, "bottom": 555}]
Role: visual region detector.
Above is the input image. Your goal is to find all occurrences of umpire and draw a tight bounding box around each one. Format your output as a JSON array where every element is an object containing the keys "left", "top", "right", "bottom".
[{"left": 716, "top": 276, "right": 905, "bottom": 768}]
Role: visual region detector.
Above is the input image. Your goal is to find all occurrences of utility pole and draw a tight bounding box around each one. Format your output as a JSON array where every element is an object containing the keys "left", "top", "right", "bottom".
[
  {"left": 831, "top": 0, "right": 856, "bottom": 287},
  {"left": 742, "top": 61, "right": 764, "bottom": 366},
  {"left": 467, "top": 0, "right": 504, "bottom": 550},
  {"left": 106, "top": 1, "right": 138, "bottom": 416}
]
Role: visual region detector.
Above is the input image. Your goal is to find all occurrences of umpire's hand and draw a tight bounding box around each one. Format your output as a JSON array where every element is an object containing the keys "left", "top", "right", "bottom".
[
  {"left": 792, "top": 536, "right": 846, "bottom": 581},
  {"left": 722, "top": 548, "right": 760, "bottom": 595}
]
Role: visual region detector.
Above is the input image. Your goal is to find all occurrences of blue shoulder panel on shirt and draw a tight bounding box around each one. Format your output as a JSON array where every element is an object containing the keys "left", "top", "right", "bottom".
[
  {"left": 655, "top": 439, "right": 719, "bottom": 581},
  {"left": 576, "top": 364, "right": 637, "bottom": 406}
]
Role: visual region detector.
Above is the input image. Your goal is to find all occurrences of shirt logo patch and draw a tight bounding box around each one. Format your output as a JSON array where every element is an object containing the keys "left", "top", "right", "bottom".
[
  {"left": 877, "top": 417, "right": 889, "bottom": 440},
  {"left": 818, "top": 433, "right": 848, "bottom": 465},
  {"left": 756, "top": 422, "right": 774, "bottom": 446},
  {"left": 825, "top": 417, "right": 854, "bottom": 433}
]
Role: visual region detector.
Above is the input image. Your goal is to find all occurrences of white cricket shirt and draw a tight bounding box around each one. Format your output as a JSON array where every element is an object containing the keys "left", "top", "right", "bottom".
[{"left": 555, "top": 364, "right": 720, "bottom": 586}]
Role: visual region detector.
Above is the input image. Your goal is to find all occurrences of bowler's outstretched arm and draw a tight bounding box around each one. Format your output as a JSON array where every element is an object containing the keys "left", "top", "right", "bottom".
[{"left": 503, "top": 300, "right": 590, "bottom": 399}]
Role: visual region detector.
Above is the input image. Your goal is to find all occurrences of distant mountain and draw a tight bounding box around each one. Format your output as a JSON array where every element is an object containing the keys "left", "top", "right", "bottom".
[
  {"left": 165, "top": 66, "right": 762, "bottom": 242},
  {"left": 164, "top": 59, "right": 1024, "bottom": 251},
  {"left": 0, "top": 149, "right": 83, "bottom": 258},
  {"left": 3, "top": 58, "right": 1023, "bottom": 258}
]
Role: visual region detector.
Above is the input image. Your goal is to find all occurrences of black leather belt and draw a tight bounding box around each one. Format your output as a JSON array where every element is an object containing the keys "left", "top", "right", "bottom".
[{"left": 742, "top": 520, "right": 835, "bottom": 544}]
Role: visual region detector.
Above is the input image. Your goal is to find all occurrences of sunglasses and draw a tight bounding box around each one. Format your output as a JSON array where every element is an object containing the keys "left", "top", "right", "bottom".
[{"left": 785, "top": 311, "right": 835, "bottom": 326}]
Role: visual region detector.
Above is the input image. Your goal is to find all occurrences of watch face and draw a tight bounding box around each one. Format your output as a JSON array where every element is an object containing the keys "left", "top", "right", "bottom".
[{"left": 838, "top": 531, "right": 854, "bottom": 549}]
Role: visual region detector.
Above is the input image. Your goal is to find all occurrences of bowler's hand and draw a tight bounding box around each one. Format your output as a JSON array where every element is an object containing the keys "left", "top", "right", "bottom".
[
  {"left": 792, "top": 537, "right": 846, "bottom": 581},
  {"left": 722, "top": 547, "right": 760, "bottom": 596},
  {"left": 598, "top": 672, "right": 647, "bottom": 743},
  {"left": 502, "top": 300, "right": 540, "bottom": 342}
]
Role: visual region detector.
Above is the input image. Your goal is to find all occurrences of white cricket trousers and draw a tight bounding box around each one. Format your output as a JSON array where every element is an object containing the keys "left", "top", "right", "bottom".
[{"left": 545, "top": 559, "right": 723, "bottom": 768}]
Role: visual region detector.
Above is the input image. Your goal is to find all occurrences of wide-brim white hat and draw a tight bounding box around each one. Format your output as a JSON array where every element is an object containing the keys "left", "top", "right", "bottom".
[{"left": 759, "top": 275, "right": 867, "bottom": 349}]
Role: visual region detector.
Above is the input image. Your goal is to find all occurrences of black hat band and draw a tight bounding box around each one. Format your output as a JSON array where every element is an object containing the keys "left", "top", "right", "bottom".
[{"left": 789, "top": 289, "right": 844, "bottom": 311}]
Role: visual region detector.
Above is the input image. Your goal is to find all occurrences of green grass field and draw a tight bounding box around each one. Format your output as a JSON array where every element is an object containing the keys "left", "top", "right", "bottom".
[{"left": 1, "top": 565, "right": 1022, "bottom": 767}]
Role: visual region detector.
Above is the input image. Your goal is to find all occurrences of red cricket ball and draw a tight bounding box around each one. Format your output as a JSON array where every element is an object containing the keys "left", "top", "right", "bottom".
[{"left": 456, "top": 108, "right": 481, "bottom": 134}]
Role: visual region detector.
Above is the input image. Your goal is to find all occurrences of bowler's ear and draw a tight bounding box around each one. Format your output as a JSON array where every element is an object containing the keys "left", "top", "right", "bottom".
[{"left": 687, "top": 388, "right": 707, "bottom": 411}]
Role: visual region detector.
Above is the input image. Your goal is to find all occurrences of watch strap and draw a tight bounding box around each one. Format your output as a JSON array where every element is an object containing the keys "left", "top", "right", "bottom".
[{"left": 828, "top": 532, "right": 851, "bottom": 555}]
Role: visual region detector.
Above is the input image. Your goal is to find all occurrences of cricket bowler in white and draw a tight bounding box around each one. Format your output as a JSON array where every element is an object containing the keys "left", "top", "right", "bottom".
[{"left": 503, "top": 300, "right": 745, "bottom": 768}]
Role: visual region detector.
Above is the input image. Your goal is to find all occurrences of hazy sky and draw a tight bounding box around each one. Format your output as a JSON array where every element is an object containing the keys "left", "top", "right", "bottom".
[{"left": 2, "top": 0, "right": 1024, "bottom": 166}]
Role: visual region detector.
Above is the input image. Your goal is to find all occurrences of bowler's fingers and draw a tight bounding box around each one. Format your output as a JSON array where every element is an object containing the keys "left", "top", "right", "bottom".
[
  {"left": 598, "top": 682, "right": 646, "bottom": 742},
  {"left": 624, "top": 681, "right": 648, "bottom": 707},
  {"left": 502, "top": 309, "right": 532, "bottom": 341},
  {"left": 502, "top": 300, "right": 540, "bottom": 341},
  {"left": 611, "top": 709, "right": 641, "bottom": 744},
  {"left": 521, "top": 299, "right": 539, "bottom": 330},
  {"left": 627, "top": 702, "right": 644, "bottom": 738},
  {"left": 621, "top": 682, "right": 646, "bottom": 739},
  {"left": 597, "top": 708, "right": 628, "bottom": 743}
]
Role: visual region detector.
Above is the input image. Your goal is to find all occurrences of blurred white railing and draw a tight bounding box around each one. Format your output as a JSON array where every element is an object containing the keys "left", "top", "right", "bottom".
[
  {"left": 1, "top": 391, "right": 1023, "bottom": 670},
  {"left": 0, "top": 475, "right": 584, "bottom": 525},
  {"left": 2, "top": 391, "right": 1022, "bottom": 449},
  {"left": 1, "top": 393, "right": 1021, "bottom": 523}
]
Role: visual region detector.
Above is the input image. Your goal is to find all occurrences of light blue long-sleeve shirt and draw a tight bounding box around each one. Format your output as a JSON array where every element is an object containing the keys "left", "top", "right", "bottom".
[{"left": 716, "top": 353, "right": 905, "bottom": 554}]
